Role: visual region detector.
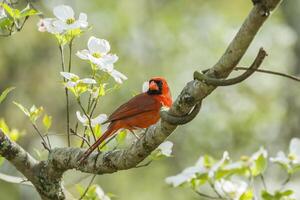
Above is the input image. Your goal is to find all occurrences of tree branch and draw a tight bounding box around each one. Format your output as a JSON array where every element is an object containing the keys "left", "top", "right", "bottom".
[{"left": 0, "top": 130, "right": 38, "bottom": 182}]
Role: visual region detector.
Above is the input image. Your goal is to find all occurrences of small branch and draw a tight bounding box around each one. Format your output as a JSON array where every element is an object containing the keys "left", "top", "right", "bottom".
[
  {"left": 0, "top": 130, "right": 38, "bottom": 184},
  {"left": 280, "top": 173, "right": 291, "bottom": 190},
  {"left": 194, "top": 48, "right": 267, "bottom": 86},
  {"left": 235, "top": 67, "right": 300, "bottom": 82},
  {"left": 260, "top": 174, "right": 267, "bottom": 191},
  {"left": 78, "top": 175, "right": 96, "bottom": 200},
  {"left": 59, "top": 45, "right": 71, "bottom": 147},
  {"left": 77, "top": 98, "right": 97, "bottom": 142},
  {"left": 194, "top": 189, "right": 223, "bottom": 200},
  {"left": 32, "top": 124, "right": 50, "bottom": 151}
]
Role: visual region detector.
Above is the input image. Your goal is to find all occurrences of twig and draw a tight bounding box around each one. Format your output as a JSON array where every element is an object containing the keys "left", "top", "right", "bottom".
[
  {"left": 32, "top": 124, "right": 50, "bottom": 151},
  {"left": 78, "top": 175, "right": 96, "bottom": 200},
  {"left": 280, "top": 173, "right": 291, "bottom": 190},
  {"left": 77, "top": 98, "right": 97, "bottom": 142},
  {"left": 260, "top": 174, "right": 267, "bottom": 191},
  {"left": 194, "top": 48, "right": 267, "bottom": 86},
  {"left": 70, "top": 129, "right": 91, "bottom": 147},
  {"left": 234, "top": 67, "right": 300, "bottom": 82},
  {"left": 59, "top": 45, "right": 71, "bottom": 147},
  {"left": 194, "top": 189, "right": 223, "bottom": 200}
]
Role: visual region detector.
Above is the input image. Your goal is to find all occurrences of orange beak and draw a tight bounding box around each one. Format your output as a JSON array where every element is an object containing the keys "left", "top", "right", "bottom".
[{"left": 149, "top": 81, "right": 159, "bottom": 91}]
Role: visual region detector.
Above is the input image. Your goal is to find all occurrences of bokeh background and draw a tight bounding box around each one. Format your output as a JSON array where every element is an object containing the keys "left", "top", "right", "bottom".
[{"left": 0, "top": 0, "right": 300, "bottom": 199}]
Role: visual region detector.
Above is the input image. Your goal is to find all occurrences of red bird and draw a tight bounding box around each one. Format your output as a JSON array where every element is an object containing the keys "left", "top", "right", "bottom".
[{"left": 79, "top": 77, "right": 172, "bottom": 163}]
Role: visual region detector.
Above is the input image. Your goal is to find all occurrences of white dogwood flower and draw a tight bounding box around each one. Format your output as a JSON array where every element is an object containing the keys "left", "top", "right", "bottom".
[
  {"left": 37, "top": 5, "right": 88, "bottom": 34},
  {"left": 157, "top": 141, "right": 173, "bottom": 157},
  {"left": 270, "top": 138, "right": 300, "bottom": 172},
  {"left": 76, "top": 36, "right": 127, "bottom": 84},
  {"left": 76, "top": 36, "right": 117, "bottom": 67},
  {"left": 215, "top": 179, "right": 248, "bottom": 200},
  {"left": 76, "top": 111, "right": 107, "bottom": 127},
  {"left": 165, "top": 156, "right": 208, "bottom": 187}
]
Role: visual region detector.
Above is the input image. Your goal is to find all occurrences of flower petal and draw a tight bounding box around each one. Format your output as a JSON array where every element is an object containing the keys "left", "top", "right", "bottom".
[
  {"left": 157, "top": 141, "right": 173, "bottom": 157},
  {"left": 53, "top": 5, "right": 74, "bottom": 21},
  {"left": 78, "top": 13, "right": 88, "bottom": 28},
  {"left": 76, "top": 49, "right": 90, "bottom": 60},
  {"left": 60, "top": 72, "right": 79, "bottom": 80},
  {"left": 290, "top": 138, "right": 300, "bottom": 157},
  {"left": 0, "top": 6, "right": 6, "bottom": 19},
  {"left": 91, "top": 114, "right": 108, "bottom": 127},
  {"left": 109, "top": 69, "right": 128, "bottom": 84},
  {"left": 80, "top": 78, "right": 96, "bottom": 84},
  {"left": 76, "top": 111, "right": 88, "bottom": 125},
  {"left": 88, "top": 36, "right": 111, "bottom": 54}
]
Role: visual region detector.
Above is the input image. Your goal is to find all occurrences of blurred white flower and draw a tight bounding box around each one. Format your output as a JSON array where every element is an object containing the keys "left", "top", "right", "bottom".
[
  {"left": 142, "top": 81, "right": 149, "bottom": 92},
  {"left": 60, "top": 72, "right": 96, "bottom": 87},
  {"left": 157, "top": 141, "right": 173, "bottom": 157},
  {"left": 289, "top": 138, "right": 300, "bottom": 165},
  {"left": 106, "top": 68, "right": 127, "bottom": 84},
  {"left": 0, "top": 6, "right": 6, "bottom": 19},
  {"left": 37, "top": 5, "right": 88, "bottom": 34},
  {"left": 37, "top": 18, "right": 62, "bottom": 33},
  {"left": 165, "top": 156, "right": 208, "bottom": 187},
  {"left": 208, "top": 151, "right": 229, "bottom": 179},
  {"left": 94, "top": 185, "right": 111, "bottom": 200},
  {"left": 76, "top": 111, "right": 107, "bottom": 127},
  {"left": 270, "top": 138, "right": 300, "bottom": 172},
  {"left": 215, "top": 179, "right": 248, "bottom": 200}
]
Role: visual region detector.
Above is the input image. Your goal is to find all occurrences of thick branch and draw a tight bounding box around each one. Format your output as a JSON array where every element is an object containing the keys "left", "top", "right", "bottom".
[{"left": 0, "top": 130, "right": 38, "bottom": 182}]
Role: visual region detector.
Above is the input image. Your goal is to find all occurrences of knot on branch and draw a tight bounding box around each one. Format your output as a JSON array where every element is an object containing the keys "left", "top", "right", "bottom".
[{"left": 194, "top": 48, "right": 267, "bottom": 86}]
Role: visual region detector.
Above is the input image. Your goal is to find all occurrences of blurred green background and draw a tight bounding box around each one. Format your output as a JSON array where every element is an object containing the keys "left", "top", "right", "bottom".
[{"left": 0, "top": 0, "right": 300, "bottom": 199}]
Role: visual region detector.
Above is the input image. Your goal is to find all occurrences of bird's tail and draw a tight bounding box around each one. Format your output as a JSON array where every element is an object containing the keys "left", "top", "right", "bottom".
[{"left": 78, "top": 125, "right": 117, "bottom": 164}]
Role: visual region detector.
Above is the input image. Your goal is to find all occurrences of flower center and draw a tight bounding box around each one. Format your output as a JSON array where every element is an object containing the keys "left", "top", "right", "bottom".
[
  {"left": 92, "top": 52, "right": 101, "bottom": 58},
  {"left": 66, "top": 18, "right": 75, "bottom": 24},
  {"left": 288, "top": 153, "right": 297, "bottom": 161}
]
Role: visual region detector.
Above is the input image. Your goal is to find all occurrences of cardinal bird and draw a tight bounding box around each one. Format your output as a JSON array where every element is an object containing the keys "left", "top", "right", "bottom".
[{"left": 78, "top": 77, "right": 172, "bottom": 163}]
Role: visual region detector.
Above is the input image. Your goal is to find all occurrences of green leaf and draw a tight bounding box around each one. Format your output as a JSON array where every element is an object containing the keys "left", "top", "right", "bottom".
[
  {"left": 0, "top": 3, "right": 20, "bottom": 18},
  {"left": 116, "top": 130, "right": 127, "bottom": 144},
  {"left": 0, "top": 87, "right": 15, "bottom": 104},
  {"left": 9, "top": 129, "right": 20, "bottom": 141},
  {"left": 43, "top": 114, "right": 52, "bottom": 131},
  {"left": 240, "top": 190, "right": 254, "bottom": 200},
  {"left": 251, "top": 154, "right": 267, "bottom": 176},
  {"left": 0, "top": 118, "right": 10, "bottom": 134},
  {"left": 29, "top": 105, "right": 44, "bottom": 123},
  {"left": 94, "top": 124, "right": 102, "bottom": 138},
  {"left": 0, "top": 17, "right": 13, "bottom": 29},
  {"left": 262, "top": 190, "right": 295, "bottom": 200},
  {"left": 20, "top": 4, "right": 38, "bottom": 18},
  {"left": 13, "top": 101, "right": 30, "bottom": 117}
]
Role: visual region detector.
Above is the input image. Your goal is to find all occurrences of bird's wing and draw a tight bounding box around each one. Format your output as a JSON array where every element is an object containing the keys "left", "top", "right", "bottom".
[{"left": 103, "top": 93, "right": 162, "bottom": 123}]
